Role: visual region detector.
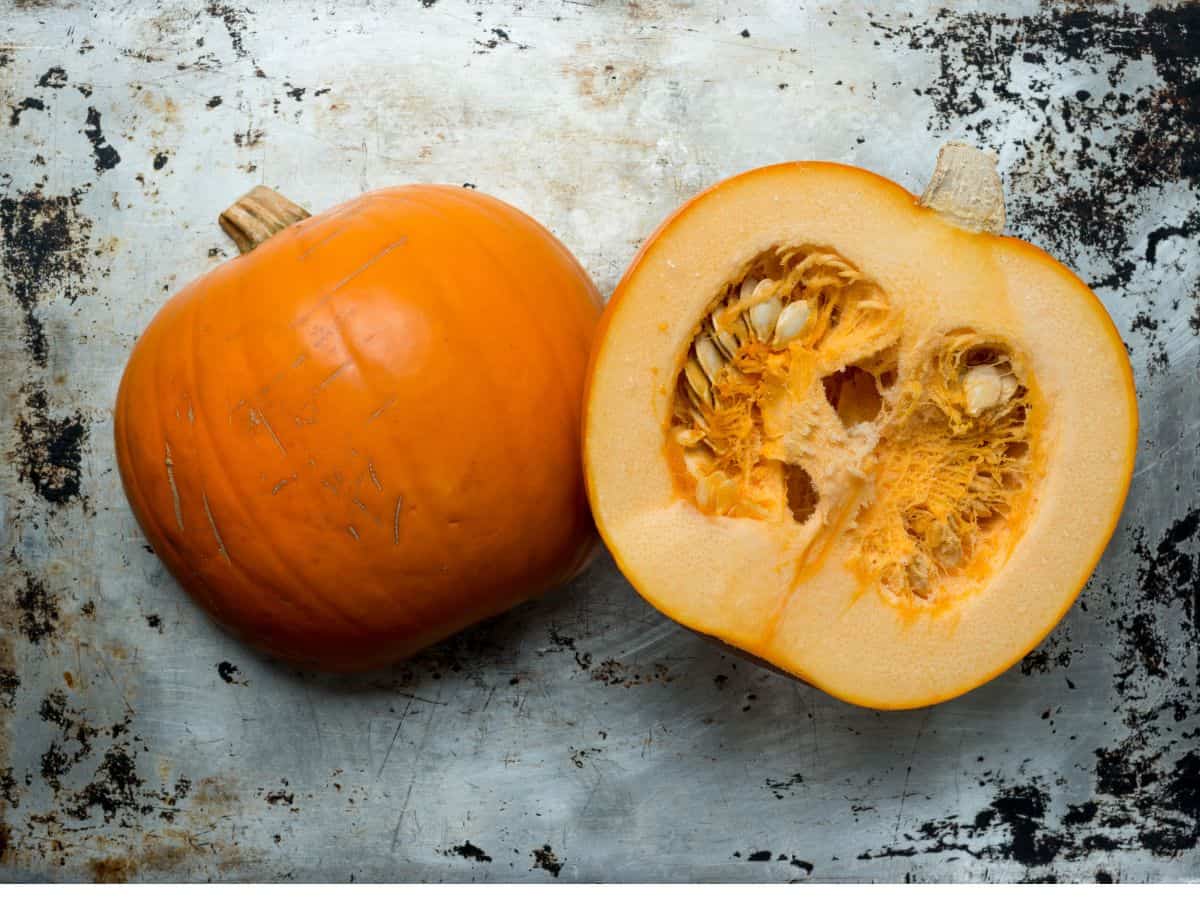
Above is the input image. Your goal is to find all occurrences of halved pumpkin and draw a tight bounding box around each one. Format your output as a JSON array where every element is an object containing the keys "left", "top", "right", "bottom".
[{"left": 583, "top": 145, "right": 1137, "bottom": 709}]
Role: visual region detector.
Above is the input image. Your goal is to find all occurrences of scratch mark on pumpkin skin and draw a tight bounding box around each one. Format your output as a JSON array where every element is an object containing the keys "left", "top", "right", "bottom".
[
  {"left": 164, "top": 441, "right": 184, "bottom": 531},
  {"left": 347, "top": 524, "right": 360, "bottom": 541},
  {"left": 271, "top": 477, "right": 294, "bottom": 495},
  {"left": 295, "top": 198, "right": 370, "bottom": 261},
  {"left": 316, "top": 359, "right": 353, "bottom": 391},
  {"left": 201, "top": 490, "right": 231, "bottom": 564},
  {"left": 292, "top": 352, "right": 308, "bottom": 368},
  {"left": 352, "top": 497, "right": 368, "bottom": 514},
  {"left": 393, "top": 496, "right": 403, "bottom": 545},
  {"left": 367, "top": 396, "right": 396, "bottom": 422},
  {"left": 249, "top": 407, "right": 286, "bottom": 455},
  {"left": 368, "top": 461, "right": 382, "bottom": 492},
  {"left": 291, "top": 237, "right": 409, "bottom": 327},
  {"left": 298, "top": 223, "right": 350, "bottom": 260},
  {"left": 294, "top": 402, "right": 318, "bottom": 427},
  {"left": 257, "top": 366, "right": 294, "bottom": 398}
]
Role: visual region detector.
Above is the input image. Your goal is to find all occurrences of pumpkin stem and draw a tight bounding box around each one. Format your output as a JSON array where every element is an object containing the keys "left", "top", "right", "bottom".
[
  {"left": 918, "top": 143, "right": 1006, "bottom": 234},
  {"left": 219, "top": 186, "right": 311, "bottom": 254}
]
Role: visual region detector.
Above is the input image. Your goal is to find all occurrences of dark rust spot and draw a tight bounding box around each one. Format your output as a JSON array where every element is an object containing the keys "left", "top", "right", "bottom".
[
  {"left": 9, "top": 97, "right": 45, "bottom": 127},
  {"left": 0, "top": 668, "right": 18, "bottom": 709},
  {"left": 37, "top": 66, "right": 67, "bottom": 88},
  {"left": 83, "top": 107, "right": 121, "bottom": 172},
  {"left": 0, "top": 188, "right": 93, "bottom": 366},
  {"left": 88, "top": 855, "right": 137, "bottom": 883},
  {"left": 531, "top": 844, "right": 562, "bottom": 877},
  {"left": 216, "top": 661, "right": 247, "bottom": 685},
  {"left": 206, "top": 2, "right": 252, "bottom": 58},
  {"left": 443, "top": 841, "right": 492, "bottom": 863},
  {"left": 7, "top": 568, "right": 61, "bottom": 644},
  {"left": 11, "top": 387, "right": 88, "bottom": 505}
]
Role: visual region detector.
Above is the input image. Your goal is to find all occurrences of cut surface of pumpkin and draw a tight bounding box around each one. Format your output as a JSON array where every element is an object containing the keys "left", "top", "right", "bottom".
[{"left": 583, "top": 145, "right": 1137, "bottom": 709}]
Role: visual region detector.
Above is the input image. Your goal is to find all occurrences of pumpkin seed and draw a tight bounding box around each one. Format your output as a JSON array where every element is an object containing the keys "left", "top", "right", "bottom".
[
  {"left": 748, "top": 295, "right": 783, "bottom": 342},
  {"left": 672, "top": 426, "right": 705, "bottom": 447},
  {"left": 713, "top": 474, "right": 740, "bottom": 515},
  {"left": 999, "top": 373, "right": 1019, "bottom": 405},
  {"left": 963, "top": 364, "right": 1007, "bottom": 416},
  {"left": 929, "top": 521, "right": 962, "bottom": 568},
  {"left": 695, "top": 470, "right": 717, "bottom": 511},
  {"left": 907, "top": 552, "right": 932, "bottom": 595},
  {"left": 711, "top": 309, "right": 743, "bottom": 357},
  {"left": 751, "top": 278, "right": 777, "bottom": 303},
  {"left": 684, "top": 358, "right": 713, "bottom": 408},
  {"left": 771, "top": 301, "right": 810, "bottom": 347},
  {"left": 694, "top": 335, "right": 725, "bottom": 383},
  {"left": 683, "top": 445, "right": 713, "bottom": 480}
]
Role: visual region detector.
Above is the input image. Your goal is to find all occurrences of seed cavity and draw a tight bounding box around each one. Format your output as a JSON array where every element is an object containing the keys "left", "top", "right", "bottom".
[
  {"left": 822, "top": 366, "right": 884, "bottom": 429},
  {"left": 847, "top": 332, "right": 1038, "bottom": 608},
  {"left": 785, "top": 465, "right": 819, "bottom": 524},
  {"left": 669, "top": 243, "right": 895, "bottom": 523},
  {"left": 668, "top": 243, "right": 1042, "bottom": 611}
]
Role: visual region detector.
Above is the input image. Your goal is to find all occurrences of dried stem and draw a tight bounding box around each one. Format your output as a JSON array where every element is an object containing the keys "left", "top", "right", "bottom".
[
  {"left": 919, "top": 143, "right": 1006, "bottom": 234},
  {"left": 219, "top": 186, "right": 311, "bottom": 254}
]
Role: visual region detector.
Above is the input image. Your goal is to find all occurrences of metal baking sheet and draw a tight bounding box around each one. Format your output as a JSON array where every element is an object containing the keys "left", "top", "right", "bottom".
[{"left": 2, "top": 0, "right": 1197, "bottom": 884}]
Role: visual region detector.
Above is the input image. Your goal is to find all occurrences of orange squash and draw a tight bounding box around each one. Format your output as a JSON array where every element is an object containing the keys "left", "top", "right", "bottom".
[
  {"left": 115, "top": 185, "right": 601, "bottom": 670},
  {"left": 583, "top": 145, "right": 1137, "bottom": 709}
]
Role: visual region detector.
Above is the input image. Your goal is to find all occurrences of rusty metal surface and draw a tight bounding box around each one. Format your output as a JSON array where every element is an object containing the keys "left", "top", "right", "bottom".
[{"left": 1, "top": 0, "right": 1198, "bottom": 884}]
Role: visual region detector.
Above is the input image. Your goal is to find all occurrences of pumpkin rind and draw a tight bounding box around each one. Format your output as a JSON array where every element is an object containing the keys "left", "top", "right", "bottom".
[{"left": 115, "top": 186, "right": 601, "bottom": 670}]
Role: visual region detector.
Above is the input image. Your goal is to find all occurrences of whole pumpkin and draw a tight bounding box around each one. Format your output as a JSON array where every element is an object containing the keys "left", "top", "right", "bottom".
[{"left": 115, "top": 185, "right": 601, "bottom": 670}]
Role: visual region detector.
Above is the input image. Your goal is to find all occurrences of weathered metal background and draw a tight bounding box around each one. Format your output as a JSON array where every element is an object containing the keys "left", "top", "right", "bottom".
[{"left": 1, "top": 0, "right": 1198, "bottom": 884}]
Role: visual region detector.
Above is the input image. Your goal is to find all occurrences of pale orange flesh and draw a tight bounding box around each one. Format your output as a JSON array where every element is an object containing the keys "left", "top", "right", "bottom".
[{"left": 583, "top": 161, "right": 1137, "bottom": 710}]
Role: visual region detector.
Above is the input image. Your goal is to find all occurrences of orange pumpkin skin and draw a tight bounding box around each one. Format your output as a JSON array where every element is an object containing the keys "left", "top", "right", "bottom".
[{"left": 115, "top": 186, "right": 601, "bottom": 670}]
